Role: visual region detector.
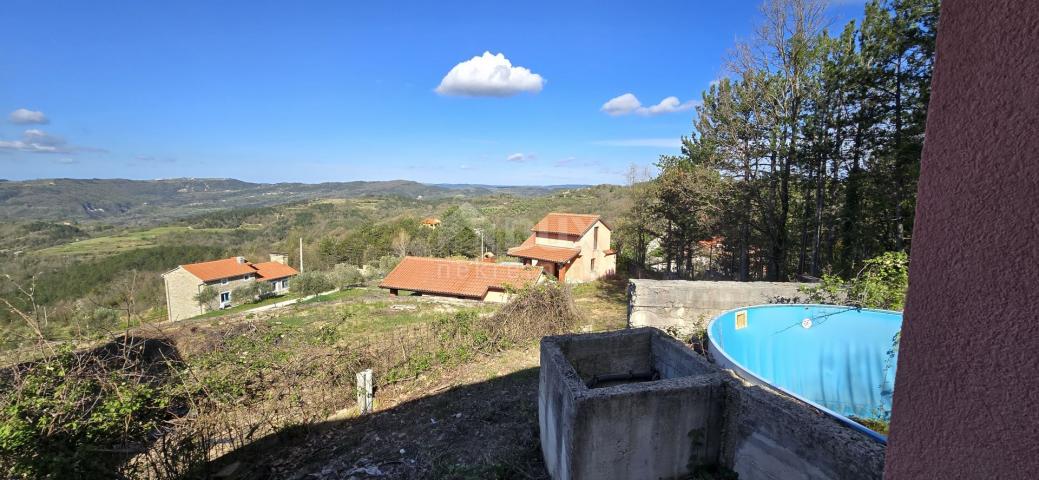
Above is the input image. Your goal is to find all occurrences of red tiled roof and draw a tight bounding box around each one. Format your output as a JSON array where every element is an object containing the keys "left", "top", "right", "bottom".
[
  {"left": 531, "top": 212, "right": 604, "bottom": 236},
  {"left": 181, "top": 257, "right": 258, "bottom": 282},
  {"left": 379, "top": 256, "right": 543, "bottom": 299},
  {"left": 507, "top": 243, "right": 582, "bottom": 263},
  {"left": 253, "top": 261, "right": 299, "bottom": 280},
  {"left": 179, "top": 257, "right": 299, "bottom": 282}
]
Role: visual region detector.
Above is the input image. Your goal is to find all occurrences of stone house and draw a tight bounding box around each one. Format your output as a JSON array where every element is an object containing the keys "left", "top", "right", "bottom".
[
  {"left": 161, "top": 254, "right": 299, "bottom": 322},
  {"left": 378, "top": 256, "right": 543, "bottom": 303},
  {"left": 507, "top": 212, "right": 616, "bottom": 283}
]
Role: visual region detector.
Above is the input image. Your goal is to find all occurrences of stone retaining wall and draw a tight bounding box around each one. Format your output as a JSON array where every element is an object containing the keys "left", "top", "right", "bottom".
[{"left": 627, "top": 279, "right": 812, "bottom": 335}]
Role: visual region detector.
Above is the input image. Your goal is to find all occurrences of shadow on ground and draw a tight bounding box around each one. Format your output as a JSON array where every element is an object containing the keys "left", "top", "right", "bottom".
[{"left": 205, "top": 367, "right": 547, "bottom": 480}]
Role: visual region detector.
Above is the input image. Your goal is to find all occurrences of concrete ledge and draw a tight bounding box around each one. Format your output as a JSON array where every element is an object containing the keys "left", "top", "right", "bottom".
[
  {"left": 539, "top": 328, "right": 884, "bottom": 480},
  {"left": 628, "top": 279, "right": 811, "bottom": 335}
]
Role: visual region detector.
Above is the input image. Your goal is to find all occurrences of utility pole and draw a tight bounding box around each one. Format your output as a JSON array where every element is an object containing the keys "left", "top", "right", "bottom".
[
  {"left": 299, "top": 237, "right": 304, "bottom": 273},
  {"left": 474, "top": 228, "right": 484, "bottom": 258}
]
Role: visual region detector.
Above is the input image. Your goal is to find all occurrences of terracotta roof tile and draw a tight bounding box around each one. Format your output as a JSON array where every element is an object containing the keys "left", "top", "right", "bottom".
[
  {"left": 253, "top": 261, "right": 299, "bottom": 280},
  {"left": 531, "top": 212, "right": 603, "bottom": 236},
  {"left": 379, "top": 256, "right": 543, "bottom": 299},
  {"left": 507, "top": 243, "right": 581, "bottom": 263},
  {"left": 181, "top": 257, "right": 258, "bottom": 282}
]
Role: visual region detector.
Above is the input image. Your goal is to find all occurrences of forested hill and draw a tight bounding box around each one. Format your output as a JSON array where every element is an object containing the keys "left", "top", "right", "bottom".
[{"left": 0, "top": 178, "right": 585, "bottom": 224}]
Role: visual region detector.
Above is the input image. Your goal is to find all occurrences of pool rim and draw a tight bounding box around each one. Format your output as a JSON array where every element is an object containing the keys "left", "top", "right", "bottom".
[{"left": 706, "top": 303, "right": 902, "bottom": 444}]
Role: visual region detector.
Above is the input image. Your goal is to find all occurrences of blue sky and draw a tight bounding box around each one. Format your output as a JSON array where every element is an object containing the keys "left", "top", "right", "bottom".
[{"left": 0, "top": 1, "right": 866, "bottom": 185}]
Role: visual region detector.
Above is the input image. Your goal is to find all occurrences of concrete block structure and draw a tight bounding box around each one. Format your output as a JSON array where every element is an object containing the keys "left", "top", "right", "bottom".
[
  {"left": 508, "top": 213, "right": 616, "bottom": 283},
  {"left": 539, "top": 328, "right": 885, "bottom": 480},
  {"left": 627, "top": 279, "right": 810, "bottom": 335}
]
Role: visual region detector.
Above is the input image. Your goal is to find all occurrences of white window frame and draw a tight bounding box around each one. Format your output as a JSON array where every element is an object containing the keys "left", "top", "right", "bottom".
[
  {"left": 220, "top": 277, "right": 229, "bottom": 285},
  {"left": 219, "top": 291, "right": 230, "bottom": 307}
]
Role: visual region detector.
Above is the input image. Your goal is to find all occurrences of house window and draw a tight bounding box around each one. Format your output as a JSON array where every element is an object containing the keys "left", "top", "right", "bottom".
[
  {"left": 221, "top": 278, "right": 229, "bottom": 285},
  {"left": 593, "top": 226, "right": 599, "bottom": 250},
  {"left": 591, "top": 258, "right": 596, "bottom": 273},
  {"left": 219, "top": 291, "right": 230, "bottom": 306},
  {"left": 282, "top": 279, "right": 290, "bottom": 290}
]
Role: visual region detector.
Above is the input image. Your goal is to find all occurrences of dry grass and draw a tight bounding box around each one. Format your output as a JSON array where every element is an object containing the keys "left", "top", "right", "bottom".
[{"left": 2, "top": 279, "right": 627, "bottom": 479}]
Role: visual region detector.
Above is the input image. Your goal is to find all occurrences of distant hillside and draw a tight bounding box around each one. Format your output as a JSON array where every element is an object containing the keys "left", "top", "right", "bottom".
[{"left": 0, "top": 178, "right": 584, "bottom": 224}]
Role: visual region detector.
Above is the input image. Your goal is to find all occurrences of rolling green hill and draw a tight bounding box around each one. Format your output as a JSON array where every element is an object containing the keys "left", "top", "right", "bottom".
[{"left": 0, "top": 178, "right": 587, "bottom": 225}]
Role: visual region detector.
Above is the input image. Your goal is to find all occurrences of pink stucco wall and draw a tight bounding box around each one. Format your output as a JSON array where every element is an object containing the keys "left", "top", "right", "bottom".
[{"left": 883, "top": 1, "right": 1039, "bottom": 477}]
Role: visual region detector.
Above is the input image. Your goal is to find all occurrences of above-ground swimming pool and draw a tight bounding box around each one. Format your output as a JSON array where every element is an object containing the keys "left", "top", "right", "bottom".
[{"left": 707, "top": 304, "right": 902, "bottom": 442}]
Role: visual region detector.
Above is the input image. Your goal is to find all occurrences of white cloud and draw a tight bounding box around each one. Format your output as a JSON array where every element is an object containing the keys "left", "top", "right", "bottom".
[
  {"left": 0, "top": 129, "right": 102, "bottom": 154},
  {"left": 436, "top": 52, "right": 545, "bottom": 97},
  {"left": 0, "top": 129, "right": 69, "bottom": 153},
  {"left": 592, "top": 138, "right": 682, "bottom": 148},
  {"left": 9, "top": 108, "right": 49, "bottom": 125},
  {"left": 507, "top": 152, "right": 536, "bottom": 162},
  {"left": 600, "top": 93, "right": 697, "bottom": 116}
]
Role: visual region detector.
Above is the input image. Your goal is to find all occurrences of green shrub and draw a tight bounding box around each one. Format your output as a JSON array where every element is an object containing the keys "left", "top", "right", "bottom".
[
  {"left": 290, "top": 272, "right": 334, "bottom": 296},
  {"left": 331, "top": 263, "right": 364, "bottom": 288},
  {"left": 0, "top": 343, "right": 177, "bottom": 479},
  {"left": 799, "top": 251, "right": 909, "bottom": 311},
  {"left": 230, "top": 281, "right": 273, "bottom": 305},
  {"left": 194, "top": 285, "right": 218, "bottom": 306}
]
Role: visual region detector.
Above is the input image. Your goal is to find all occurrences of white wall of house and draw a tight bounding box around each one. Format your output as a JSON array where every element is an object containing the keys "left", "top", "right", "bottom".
[{"left": 270, "top": 278, "right": 290, "bottom": 293}]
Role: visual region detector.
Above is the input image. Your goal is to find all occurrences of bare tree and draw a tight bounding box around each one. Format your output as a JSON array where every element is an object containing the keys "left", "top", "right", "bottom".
[
  {"left": 0, "top": 273, "right": 48, "bottom": 345},
  {"left": 392, "top": 230, "right": 411, "bottom": 258},
  {"left": 726, "top": 0, "right": 828, "bottom": 280},
  {"left": 620, "top": 164, "right": 657, "bottom": 277}
]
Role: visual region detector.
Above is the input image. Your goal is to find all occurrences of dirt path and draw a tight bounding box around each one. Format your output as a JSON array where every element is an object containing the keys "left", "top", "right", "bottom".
[{"left": 209, "top": 344, "right": 548, "bottom": 479}]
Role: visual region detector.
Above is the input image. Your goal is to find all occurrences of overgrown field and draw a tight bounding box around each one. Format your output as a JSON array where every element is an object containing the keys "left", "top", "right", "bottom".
[
  {"left": 0, "top": 185, "right": 629, "bottom": 351},
  {"left": 1, "top": 281, "right": 624, "bottom": 479}
]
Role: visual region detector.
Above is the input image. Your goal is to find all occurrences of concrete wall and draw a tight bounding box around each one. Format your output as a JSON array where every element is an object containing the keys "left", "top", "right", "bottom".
[
  {"left": 628, "top": 279, "right": 811, "bottom": 335},
  {"left": 539, "top": 329, "right": 725, "bottom": 480},
  {"left": 162, "top": 267, "right": 203, "bottom": 322},
  {"left": 884, "top": 1, "right": 1039, "bottom": 478},
  {"left": 539, "top": 328, "right": 885, "bottom": 480},
  {"left": 719, "top": 381, "right": 885, "bottom": 480}
]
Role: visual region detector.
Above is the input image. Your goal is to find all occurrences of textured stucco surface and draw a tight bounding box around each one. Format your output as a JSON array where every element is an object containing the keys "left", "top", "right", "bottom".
[{"left": 883, "top": 1, "right": 1039, "bottom": 477}]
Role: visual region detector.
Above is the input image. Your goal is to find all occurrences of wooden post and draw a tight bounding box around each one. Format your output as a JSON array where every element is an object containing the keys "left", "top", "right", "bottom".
[{"left": 356, "top": 369, "right": 373, "bottom": 415}]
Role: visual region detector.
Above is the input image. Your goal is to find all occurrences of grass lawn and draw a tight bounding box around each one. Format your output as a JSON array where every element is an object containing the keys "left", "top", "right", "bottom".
[{"left": 191, "top": 292, "right": 302, "bottom": 319}]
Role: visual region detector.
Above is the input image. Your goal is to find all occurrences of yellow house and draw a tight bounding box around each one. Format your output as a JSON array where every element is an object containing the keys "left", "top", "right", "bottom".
[{"left": 507, "top": 212, "right": 616, "bottom": 283}]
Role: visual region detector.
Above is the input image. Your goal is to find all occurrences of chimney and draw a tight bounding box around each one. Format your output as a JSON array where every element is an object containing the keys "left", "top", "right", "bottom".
[
  {"left": 236, "top": 256, "right": 246, "bottom": 264},
  {"left": 269, "top": 253, "right": 288, "bottom": 265}
]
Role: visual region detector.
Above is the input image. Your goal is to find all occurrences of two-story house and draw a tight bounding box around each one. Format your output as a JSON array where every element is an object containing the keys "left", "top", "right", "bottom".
[
  {"left": 161, "top": 254, "right": 299, "bottom": 322},
  {"left": 507, "top": 212, "right": 616, "bottom": 283}
]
